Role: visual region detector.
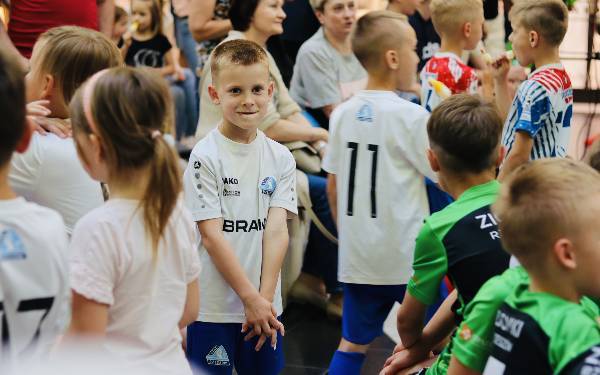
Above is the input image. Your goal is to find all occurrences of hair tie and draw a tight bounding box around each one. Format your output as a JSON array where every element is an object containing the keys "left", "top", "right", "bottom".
[
  {"left": 151, "top": 130, "right": 162, "bottom": 140},
  {"left": 82, "top": 69, "right": 109, "bottom": 135}
]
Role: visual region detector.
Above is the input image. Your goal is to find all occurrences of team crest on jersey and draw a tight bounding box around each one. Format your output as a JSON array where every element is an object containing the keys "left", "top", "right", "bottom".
[
  {"left": 0, "top": 227, "right": 27, "bottom": 261},
  {"left": 460, "top": 324, "right": 473, "bottom": 341},
  {"left": 260, "top": 176, "right": 277, "bottom": 196},
  {"left": 356, "top": 104, "right": 373, "bottom": 123},
  {"left": 206, "top": 345, "right": 230, "bottom": 366}
]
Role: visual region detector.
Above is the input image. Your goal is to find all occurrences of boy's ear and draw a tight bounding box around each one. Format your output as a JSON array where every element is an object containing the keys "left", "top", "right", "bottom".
[
  {"left": 529, "top": 30, "right": 539, "bottom": 48},
  {"left": 427, "top": 148, "right": 441, "bottom": 172},
  {"left": 15, "top": 118, "right": 34, "bottom": 154},
  {"left": 495, "top": 145, "right": 506, "bottom": 168},
  {"left": 553, "top": 238, "right": 577, "bottom": 270},
  {"left": 463, "top": 21, "right": 472, "bottom": 38},
  {"left": 207, "top": 84, "right": 220, "bottom": 105},
  {"left": 385, "top": 50, "right": 400, "bottom": 70},
  {"left": 267, "top": 81, "right": 274, "bottom": 100},
  {"left": 41, "top": 74, "right": 55, "bottom": 100}
]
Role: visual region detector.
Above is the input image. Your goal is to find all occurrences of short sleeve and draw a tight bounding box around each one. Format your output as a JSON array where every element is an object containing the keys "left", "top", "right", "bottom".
[
  {"left": 321, "top": 107, "right": 343, "bottom": 174},
  {"left": 159, "top": 34, "right": 172, "bottom": 53},
  {"left": 400, "top": 109, "right": 437, "bottom": 182},
  {"left": 69, "top": 223, "right": 117, "bottom": 305},
  {"left": 183, "top": 152, "right": 222, "bottom": 222},
  {"left": 407, "top": 221, "right": 448, "bottom": 305},
  {"left": 514, "top": 82, "right": 550, "bottom": 138},
  {"left": 295, "top": 47, "right": 341, "bottom": 108},
  {"left": 270, "top": 151, "right": 298, "bottom": 215}
]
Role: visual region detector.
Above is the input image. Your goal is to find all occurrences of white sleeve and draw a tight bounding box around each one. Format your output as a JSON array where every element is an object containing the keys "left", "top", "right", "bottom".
[
  {"left": 321, "top": 107, "right": 343, "bottom": 174},
  {"left": 9, "top": 135, "right": 42, "bottom": 199},
  {"left": 182, "top": 209, "right": 201, "bottom": 283},
  {"left": 402, "top": 110, "right": 438, "bottom": 182},
  {"left": 69, "top": 221, "right": 117, "bottom": 305},
  {"left": 270, "top": 151, "right": 298, "bottom": 215},
  {"left": 183, "top": 152, "right": 222, "bottom": 222}
]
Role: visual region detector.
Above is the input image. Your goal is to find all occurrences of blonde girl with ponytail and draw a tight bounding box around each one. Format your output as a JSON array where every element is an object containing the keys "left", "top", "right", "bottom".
[{"left": 67, "top": 67, "right": 200, "bottom": 374}]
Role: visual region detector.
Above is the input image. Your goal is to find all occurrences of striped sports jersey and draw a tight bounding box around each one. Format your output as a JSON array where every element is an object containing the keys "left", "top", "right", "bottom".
[
  {"left": 502, "top": 64, "right": 573, "bottom": 160},
  {"left": 420, "top": 52, "right": 478, "bottom": 112}
]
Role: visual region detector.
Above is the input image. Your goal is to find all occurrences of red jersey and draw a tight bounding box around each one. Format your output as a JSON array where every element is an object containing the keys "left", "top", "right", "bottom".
[
  {"left": 420, "top": 52, "right": 478, "bottom": 112},
  {"left": 8, "top": 0, "right": 98, "bottom": 58}
]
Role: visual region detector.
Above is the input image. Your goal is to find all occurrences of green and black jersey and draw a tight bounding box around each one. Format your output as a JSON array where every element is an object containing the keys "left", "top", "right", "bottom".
[
  {"left": 408, "top": 180, "right": 510, "bottom": 319},
  {"left": 484, "top": 283, "right": 600, "bottom": 374},
  {"left": 426, "top": 267, "right": 529, "bottom": 375}
]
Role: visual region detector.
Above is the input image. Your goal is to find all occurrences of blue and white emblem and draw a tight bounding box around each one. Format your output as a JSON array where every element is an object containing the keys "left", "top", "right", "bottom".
[
  {"left": 0, "top": 227, "right": 27, "bottom": 261},
  {"left": 259, "top": 176, "right": 277, "bottom": 196}
]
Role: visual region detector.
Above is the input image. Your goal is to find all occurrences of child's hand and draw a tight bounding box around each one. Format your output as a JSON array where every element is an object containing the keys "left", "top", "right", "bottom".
[
  {"left": 32, "top": 117, "right": 72, "bottom": 138},
  {"left": 242, "top": 293, "right": 282, "bottom": 341},
  {"left": 491, "top": 55, "right": 511, "bottom": 83},
  {"left": 173, "top": 65, "right": 186, "bottom": 82},
  {"left": 122, "top": 31, "right": 133, "bottom": 48},
  {"left": 27, "top": 100, "right": 51, "bottom": 118}
]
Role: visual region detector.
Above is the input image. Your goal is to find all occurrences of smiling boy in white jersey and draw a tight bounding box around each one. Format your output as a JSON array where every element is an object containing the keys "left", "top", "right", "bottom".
[
  {"left": 323, "top": 11, "right": 437, "bottom": 375},
  {"left": 0, "top": 50, "right": 69, "bottom": 371},
  {"left": 183, "top": 39, "right": 297, "bottom": 375},
  {"left": 493, "top": 0, "right": 572, "bottom": 181}
]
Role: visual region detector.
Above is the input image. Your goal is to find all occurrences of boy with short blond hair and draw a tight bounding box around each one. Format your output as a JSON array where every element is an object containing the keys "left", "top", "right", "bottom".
[
  {"left": 183, "top": 39, "right": 297, "bottom": 375},
  {"left": 420, "top": 0, "right": 484, "bottom": 112},
  {"left": 324, "top": 10, "right": 437, "bottom": 375},
  {"left": 482, "top": 159, "right": 600, "bottom": 374},
  {"left": 494, "top": 0, "right": 572, "bottom": 181}
]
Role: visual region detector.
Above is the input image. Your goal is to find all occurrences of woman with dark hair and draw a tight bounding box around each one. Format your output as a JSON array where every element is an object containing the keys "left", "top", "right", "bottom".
[{"left": 197, "top": 0, "right": 342, "bottom": 320}]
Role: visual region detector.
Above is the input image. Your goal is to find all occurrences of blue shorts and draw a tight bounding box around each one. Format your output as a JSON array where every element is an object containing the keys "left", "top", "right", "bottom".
[
  {"left": 342, "top": 284, "right": 407, "bottom": 345},
  {"left": 187, "top": 320, "right": 284, "bottom": 375}
]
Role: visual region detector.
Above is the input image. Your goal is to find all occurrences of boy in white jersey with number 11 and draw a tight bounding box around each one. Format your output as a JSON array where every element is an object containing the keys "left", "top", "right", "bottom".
[
  {"left": 183, "top": 39, "right": 297, "bottom": 375},
  {"left": 324, "top": 11, "right": 437, "bottom": 375}
]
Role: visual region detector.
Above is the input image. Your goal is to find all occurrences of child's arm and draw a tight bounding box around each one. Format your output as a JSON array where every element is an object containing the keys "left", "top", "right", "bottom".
[
  {"left": 178, "top": 279, "right": 200, "bottom": 329},
  {"left": 326, "top": 174, "right": 338, "bottom": 226},
  {"left": 497, "top": 132, "right": 533, "bottom": 181},
  {"left": 492, "top": 57, "right": 512, "bottom": 121},
  {"left": 198, "top": 219, "right": 280, "bottom": 337},
  {"left": 259, "top": 207, "right": 289, "bottom": 303},
  {"left": 161, "top": 48, "right": 176, "bottom": 77},
  {"left": 68, "top": 292, "right": 109, "bottom": 335}
]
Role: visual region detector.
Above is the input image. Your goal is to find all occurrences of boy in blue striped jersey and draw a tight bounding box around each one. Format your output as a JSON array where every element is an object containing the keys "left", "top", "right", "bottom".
[{"left": 492, "top": 0, "right": 572, "bottom": 181}]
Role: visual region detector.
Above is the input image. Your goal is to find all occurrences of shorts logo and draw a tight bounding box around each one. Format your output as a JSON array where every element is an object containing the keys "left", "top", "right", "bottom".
[
  {"left": 206, "top": 345, "right": 230, "bottom": 366},
  {"left": 260, "top": 176, "right": 277, "bottom": 196},
  {"left": 0, "top": 227, "right": 27, "bottom": 261}
]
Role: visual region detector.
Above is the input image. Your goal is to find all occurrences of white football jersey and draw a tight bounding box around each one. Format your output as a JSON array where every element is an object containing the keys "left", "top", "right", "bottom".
[
  {"left": 184, "top": 129, "right": 297, "bottom": 323},
  {"left": 0, "top": 198, "right": 69, "bottom": 370},
  {"left": 323, "top": 90, "right": 436, "bottom": 285}
]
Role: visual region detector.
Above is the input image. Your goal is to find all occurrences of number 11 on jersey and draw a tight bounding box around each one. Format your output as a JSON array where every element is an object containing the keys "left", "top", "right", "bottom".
[{"left": 346, "top": 142, "right": 378, "bottom": 218}]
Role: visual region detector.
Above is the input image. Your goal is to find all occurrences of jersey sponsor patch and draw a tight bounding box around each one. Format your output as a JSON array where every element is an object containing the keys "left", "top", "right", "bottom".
[
  {"left": 0, "top": 227, "right": 27, "bottom": 260},
  {"left": 206, "top": 345, "right": 230, "bottom": 366},
  {"left": 259, "top": 176, "right": 277, "bottom": 196}
]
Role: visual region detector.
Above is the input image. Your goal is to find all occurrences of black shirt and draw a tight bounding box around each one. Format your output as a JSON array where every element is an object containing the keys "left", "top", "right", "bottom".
[
  {"left": 409, "top": 11, "right": 440, "bottom": 72},
  {"left": 122, "top": 34, "right": 172, "bottom": 68}
]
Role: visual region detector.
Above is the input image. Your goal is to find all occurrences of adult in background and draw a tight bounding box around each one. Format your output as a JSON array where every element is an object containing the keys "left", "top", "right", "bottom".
[
  {"left": 198, "top": 0, "right": 342, "bottom": 317},
  {"left": 188, "top": 0, "right": 231, "bottom": 74},
  {"left": 1, "top": 0, "right": 115, "bottom": 66},
  {"left": 171, "top": 0, "right": 199, "bottom": 77},
  {"left": 289, "top": 0, "right": 367, "bottom": 128}
]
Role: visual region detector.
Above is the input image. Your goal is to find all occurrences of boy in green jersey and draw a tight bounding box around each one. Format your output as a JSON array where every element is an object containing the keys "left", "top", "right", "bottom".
[
  {"left": 482, "top": 158, "right": 600, "bottom": 374},
  {"left": 389, "top": 94, "right": 510, "bottom": 371}
]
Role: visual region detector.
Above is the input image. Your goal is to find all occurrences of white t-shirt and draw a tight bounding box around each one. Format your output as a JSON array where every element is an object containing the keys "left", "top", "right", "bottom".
[
  {"left": 183, "top": 129, "right": 297, "bottom": 323},
  {"left": 322, "top": 90, "right": 436, "bottom": 285},
  {"left": 69, "top": 199, "right": 200, "bottom": 374},
  {"left": 9, "top": 133, "right": 104, "bottom": 234},
  {"left": 0, "top": 198, "right": 69, "bottom": 370}
]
